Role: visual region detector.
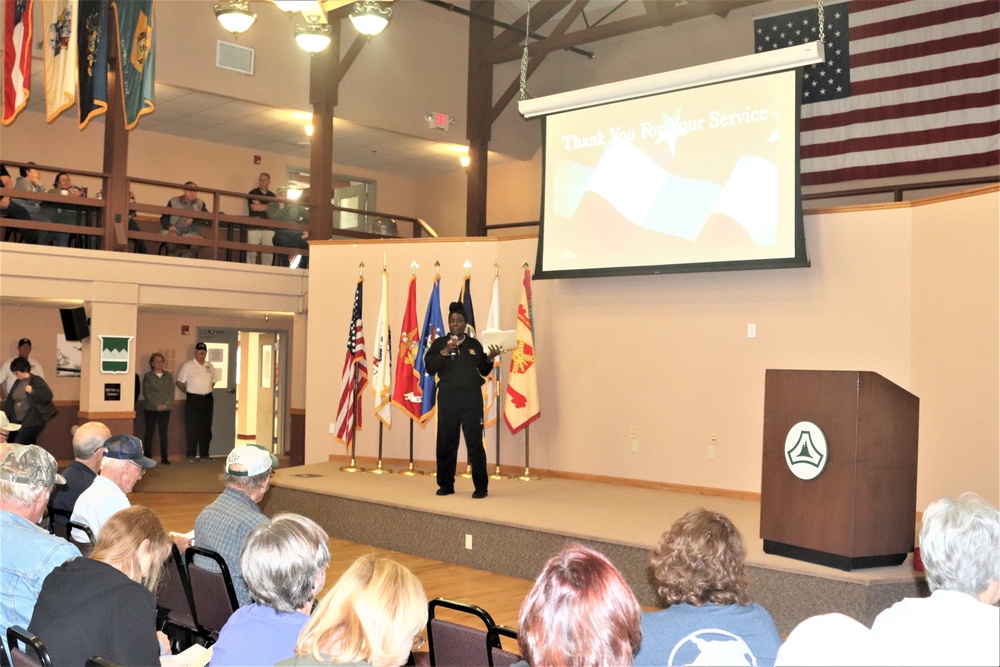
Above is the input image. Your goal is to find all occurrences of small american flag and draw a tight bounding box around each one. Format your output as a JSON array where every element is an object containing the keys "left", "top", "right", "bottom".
[
  {"left": 335, "top": 278, "right": 368, "bottom": 449},
  {"left": 755, "top": 0, "right": 999, "bottom": 186}
]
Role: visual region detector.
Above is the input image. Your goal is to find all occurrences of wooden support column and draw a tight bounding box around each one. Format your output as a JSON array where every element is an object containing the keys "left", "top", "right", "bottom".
[
  {"left": 102, "top": 16, "right": 130, "bottom": 251},
  {"left": 466, "top": 0, "right": 494, "bottom": 238},
  {"left": 307, "top": 20, "right": 341, "bottom": 241}
]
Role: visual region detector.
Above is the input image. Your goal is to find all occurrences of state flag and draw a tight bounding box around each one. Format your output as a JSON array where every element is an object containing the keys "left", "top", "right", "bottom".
[{"left": 42, "top": 0, "right": 78, "bottom": 122}]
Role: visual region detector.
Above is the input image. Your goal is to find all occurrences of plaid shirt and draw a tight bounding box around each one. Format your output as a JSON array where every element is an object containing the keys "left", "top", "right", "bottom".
[{"left": 193, "top": 486, "right": 266, "bottom": 607}]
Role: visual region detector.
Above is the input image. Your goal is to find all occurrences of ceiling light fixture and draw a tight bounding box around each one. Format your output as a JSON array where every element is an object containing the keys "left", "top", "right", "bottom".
[
  {"left": 294, "top": 17, "right": 333, "bottom": 52},
  {"left": 349, "top": 0, "right": 392, "bottom": 36},
  {"left": 214, "top": 0, "right": 257, "bottom": 38}
]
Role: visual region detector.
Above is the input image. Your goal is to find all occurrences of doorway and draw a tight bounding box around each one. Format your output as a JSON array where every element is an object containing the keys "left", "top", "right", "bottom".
[{"left": 197, "top": 327, "right": 289, "bottom": 459}]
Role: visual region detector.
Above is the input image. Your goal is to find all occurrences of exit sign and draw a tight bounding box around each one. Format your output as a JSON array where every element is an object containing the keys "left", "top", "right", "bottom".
[{"left": 428, "top": 112, "right": 451, "bottom": 131}]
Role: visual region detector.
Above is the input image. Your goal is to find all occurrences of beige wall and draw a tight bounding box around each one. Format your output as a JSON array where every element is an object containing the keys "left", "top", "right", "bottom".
[{"left": 304, "top": 191, "right": 999, "bottom": 509}]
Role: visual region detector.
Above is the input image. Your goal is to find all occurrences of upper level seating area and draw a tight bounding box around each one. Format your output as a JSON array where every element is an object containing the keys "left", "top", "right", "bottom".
[{"left": 0, "top": 161, "right": 436, "bottom": 267}]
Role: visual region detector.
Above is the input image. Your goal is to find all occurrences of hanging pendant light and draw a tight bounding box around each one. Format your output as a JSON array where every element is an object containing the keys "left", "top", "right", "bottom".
[
  {"left": 295, "top": 17, "right": 333, "bottom": 53},
  {"left": 272, "top": 0, "right": 316, "bottom": 14},
  {"left": 349, "top": 0, "right": 392, "bottom": 36},
  {"left": 214, "top": 0, "right": 257, "bottom": 38}
]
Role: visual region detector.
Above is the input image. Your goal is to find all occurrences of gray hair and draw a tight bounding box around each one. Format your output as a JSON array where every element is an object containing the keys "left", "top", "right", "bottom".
[
  {"left": 240, "top": 513, "right": 330, "bottom": 613},
  {"left": 920, "top": 492, "right": 1000, "bottom": 596},
  {"left": 72, "top": 422, "right": 110, "bottom": 460},
  {"left": 0, "top": 478, "right": 47, "bottom": 507},
  {"left": 223, "top": 469, "right": 270, "bottom": 493}
]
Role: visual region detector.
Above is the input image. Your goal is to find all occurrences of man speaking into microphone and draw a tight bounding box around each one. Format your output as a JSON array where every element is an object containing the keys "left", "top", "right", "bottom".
[{"left": 425, "top": 302, "right": 502, "bottom": 499}]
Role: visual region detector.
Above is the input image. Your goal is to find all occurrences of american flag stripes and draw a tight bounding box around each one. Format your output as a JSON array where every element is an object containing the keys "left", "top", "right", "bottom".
[
  {"left": 754, "top": 0, "right": 999, "bottom": 186},
  {"left": 334, "top": 278, "right": 368, "bottom": 449},
  {"left": 3, "top": 0, "right": 33, "bottom": 125}
]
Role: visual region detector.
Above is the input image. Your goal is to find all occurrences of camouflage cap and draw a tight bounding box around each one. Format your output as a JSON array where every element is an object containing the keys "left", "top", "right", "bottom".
[{"left": 0, "top": 444, "right": 66, "bottom": 487}]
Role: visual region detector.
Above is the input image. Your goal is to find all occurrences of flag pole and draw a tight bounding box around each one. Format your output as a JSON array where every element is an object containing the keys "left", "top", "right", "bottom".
[
  {"left": 489, "top": 361, "right": 510, "bottom": 479},
  {"left": 369, "top": 422, "right": 393, "bottom": 474},
  {"left": 459, "top": 260, "right": 474, "bottom": 480},
  {"left": 341, "top": 262, "right": 366, "bottom": 473},
  {"left": 515, "top": 424, "right": 540, "bottom": 481},
  {"left": 398, "top": 419, "right": 423, "bottom": 476},
  {"left": 340, "top": 362, "right": 366, "bottom": 472}
]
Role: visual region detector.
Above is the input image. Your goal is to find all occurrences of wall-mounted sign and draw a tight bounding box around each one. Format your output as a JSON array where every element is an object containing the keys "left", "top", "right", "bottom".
[
  {"left": 104, "top": 384, "right": 121, "bottom": 401},
  {"left": 99, "top": 336, "right": 133, "bottom": 374}
]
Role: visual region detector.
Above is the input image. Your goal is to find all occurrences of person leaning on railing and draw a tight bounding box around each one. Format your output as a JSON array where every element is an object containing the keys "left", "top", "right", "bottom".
[{"left": 159, "top": 181, "right": 208, "bottom": 258}]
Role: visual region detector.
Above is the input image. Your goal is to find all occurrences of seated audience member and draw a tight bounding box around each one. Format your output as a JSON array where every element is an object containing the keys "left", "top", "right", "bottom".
[
  {"left": 212, "top": 513, "right": 331, "bottom": 667},
  {"left": 127, "top": 191, "right": 149, "bottom": 253},
  {"left": 193, "top": 444, "right": 278, "bottom": 606},
  {"left": 71, "top": 433, "right": 157, "bottom": 541},
  {"left": 279, "top": 554, "right": 427, "bottom": 667},
  {"left": 159, "top": 181, "right": 208, "bottom": 257},
  {"left": 0, "top": 413, "right": 20, "bottom": 444},
  {"left": 11, "top": 164, "right": 55, "bottom": 245},
  {"left": 46, "top": 172, "right": 84, "bottom": 247},
  {"left": 29, "top": 505, "right": 173, "bottom": 666},
  {"left": 518, "top": 543, "right": 642, "bottom": 667},
  {"left": 634, "top": 508, "right": 781, "bottom": 667},
  {"left": 268, "top": 187, "right": 309, "bottom": 268},
  {"left": 48, "top": 421, "right": 110, "bottom": 525},
  {"left": 870, "top": 492, "right": 1000, "bottom": 666},
  {"left": 0, "top": 445, "right": 81, "bottom": 646},
  {"left": 0, "top": 164, "right": 33, "bottom": 224},
  {"left": 1, "top": 356, "right": 56, "bottom": 444},
  {"left": 776, "top": 613, "right": 890, "bottom": 667}
]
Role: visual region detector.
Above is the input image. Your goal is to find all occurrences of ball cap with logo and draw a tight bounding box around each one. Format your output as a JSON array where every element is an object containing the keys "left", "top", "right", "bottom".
[
  {"left": 0, "top": 444, "right": 66, "bottom": 486},
  {"left": 226, "top": 444, "right": 279, "bottom": 477},
  {"left": 103, "top": 434, "right": 158, "bottom": 468},
  {"left": 0, "top": 413, "right": 22, "bottom": 433},
  {"left": 195, "top": 342, "right": 208, "bottom": 351}
]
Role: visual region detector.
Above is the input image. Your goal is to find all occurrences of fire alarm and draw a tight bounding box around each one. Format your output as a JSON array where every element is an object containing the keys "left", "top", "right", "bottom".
[
  {"left": 426, "top": 112, "right": 452, "bottom": 131},
  {"left": 181, "top": 326, "right": 190, "bottom": 336}
]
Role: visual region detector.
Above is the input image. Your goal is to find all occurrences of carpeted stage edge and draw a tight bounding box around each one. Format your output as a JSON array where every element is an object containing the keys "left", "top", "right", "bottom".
[{"left": 263, "top": 461, "right": 928, "bottom": 633}]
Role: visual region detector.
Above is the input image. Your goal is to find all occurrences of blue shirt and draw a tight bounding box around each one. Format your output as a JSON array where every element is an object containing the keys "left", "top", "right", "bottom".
[
  {"left": 634, "top": 602, "right": 782, "bottom": 667},
  {"left": 193, "top": 486, "right": 266, "bottom": 607},
  {"left": 0, "top": 510, "right": 80, "bottom": 646},
  {"left": 211, "top": 603, "right": 309, "bottom": 667}
]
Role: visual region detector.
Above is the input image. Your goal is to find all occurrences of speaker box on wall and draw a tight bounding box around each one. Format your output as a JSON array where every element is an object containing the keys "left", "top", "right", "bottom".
[{"left": 60, "top": 307, "right": 90, "bottom": 341}]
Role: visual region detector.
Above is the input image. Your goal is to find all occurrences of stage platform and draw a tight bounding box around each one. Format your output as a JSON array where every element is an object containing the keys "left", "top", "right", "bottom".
[{"left": 265, "top": 460, "right": 927, "bottom": 633}]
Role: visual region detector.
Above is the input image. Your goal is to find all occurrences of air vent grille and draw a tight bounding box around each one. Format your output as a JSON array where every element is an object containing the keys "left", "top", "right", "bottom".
[{"left": 216, "top": 41, "right": 255, "bottom": 75}]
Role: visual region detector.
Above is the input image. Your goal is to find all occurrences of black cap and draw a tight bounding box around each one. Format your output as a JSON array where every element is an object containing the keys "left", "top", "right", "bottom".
[
  {"left": 195, "top": 342, "right": 208, "bottom": 351},
  {"left": 17, "top": 338, "right": 31, "bottom": 347}
]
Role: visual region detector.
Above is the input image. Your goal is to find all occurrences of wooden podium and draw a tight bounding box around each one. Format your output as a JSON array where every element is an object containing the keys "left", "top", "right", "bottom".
[{"left": 760, "top": 370, "right": 919, "bottom": 571}]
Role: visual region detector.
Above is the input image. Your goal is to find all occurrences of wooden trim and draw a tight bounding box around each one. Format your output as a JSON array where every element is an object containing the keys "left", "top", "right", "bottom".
[
  {"left": 77, "top": 411, "right": 136, "bottom": 419},
  {"left": 289, "top": 407, "right": 306, "bottom": 416},
  {"left": 322, "top": 454, "right": 761, "bottom": 501},
  {"left": 236, "top": 434, "right": 256, "bottom": 440}
]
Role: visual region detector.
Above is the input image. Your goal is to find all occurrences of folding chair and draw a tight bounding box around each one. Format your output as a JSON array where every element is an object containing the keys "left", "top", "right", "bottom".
[
  {"left": 184, "top": 545, "right": 239, "bottom": 644},
  {"left": 46, "top": 509, "right": 95, "bottom": 556},
  {"left": 426, "top": 598, "right": 497, "bottom": 667},
  {"left": 5, "top": 626, "right": 51, "bottom": 667},
  {"left": 156, "top": 545, "right": 203, "bottom": 649},
  {"left": 486, "top": 625, "right": 520, "bottom": 667}
]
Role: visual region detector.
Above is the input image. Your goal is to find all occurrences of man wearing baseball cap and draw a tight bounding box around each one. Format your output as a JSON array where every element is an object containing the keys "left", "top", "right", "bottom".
[
  {"left": 194, "top": 444, "right": 278, "bottom": 606},
  {"left": 0, "top": 413, "right": 21, "bottom": 444},
  {"left": 70, "top": 434, "right": 156, "bottom": 542},
  {"left": 0, "top": 338, "right": 46, "bottom": 401},
  {"left": 0, "top": 445, "right": 81, "bottom": 647},
  {"left": 176, "top": 342, "right": 216, "bottom": 462}
]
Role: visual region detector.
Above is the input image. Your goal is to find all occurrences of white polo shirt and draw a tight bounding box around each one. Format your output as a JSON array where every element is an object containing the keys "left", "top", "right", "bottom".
[
  {"left": 177, "top": 358, "right": 216, "bottom": 396},
  {"left": 0, "top": 356, "right": 45, "bottom": 394}
]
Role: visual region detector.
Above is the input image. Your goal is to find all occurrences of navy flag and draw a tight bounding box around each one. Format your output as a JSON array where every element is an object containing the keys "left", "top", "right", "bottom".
[{"left": 78, "top": 0, "right": 108, "bottom": 128}]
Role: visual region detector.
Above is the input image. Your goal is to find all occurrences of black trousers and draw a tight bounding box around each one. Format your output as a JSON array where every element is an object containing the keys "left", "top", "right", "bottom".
[
  {"left": 184, "top": 393, "right": 213, "bottom": 458},
  {"left": 435, "top": 387, "right": 488, "bottom": 493},
  {"left": 144, "top": 409, "right": 171, "bottom": 461}
]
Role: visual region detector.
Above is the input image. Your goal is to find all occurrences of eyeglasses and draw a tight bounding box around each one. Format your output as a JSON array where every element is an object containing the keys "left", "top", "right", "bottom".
[
  {"left": 411, "top": 635, "right": 426, "bottom": 652},
  {"left": 128, "top": 460, "right": 146, "bottom": 477}
]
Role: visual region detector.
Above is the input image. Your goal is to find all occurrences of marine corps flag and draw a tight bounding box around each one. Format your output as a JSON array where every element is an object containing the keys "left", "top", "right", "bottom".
[
  {"left": 3, "top": 0, "right": 33, "bottom": 125},
  {"left": 334, "top": 278, "right": 368, "bottom": 450},
  {"left": 504, "top": 267, "right": 540, "bottom": 434},
  {"left": 77, "top": 0, "right": 108, "bottom": 128},
  {"left": 391, "top": 274, "right": 423, "bottom": 423},
  {"left": 371, "top": 268, "right": 392, "bottom": 428},
  {"left": 41, "top": 0, "right": 78, "bottom": 122},
  {"left": 111, "top": 0, "right": 154, "bottom": 129}
]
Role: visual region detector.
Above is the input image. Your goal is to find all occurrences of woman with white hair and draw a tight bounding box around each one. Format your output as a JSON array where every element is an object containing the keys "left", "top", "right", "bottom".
[
  {"left": 870, "top": 492, "right": 999, "bottom": 666},
  {"left": 278, "top": 554, "right": 428, "bottom": 667},
  {"left": 211, "top": 513, "right": 331, "bottom": 667}
]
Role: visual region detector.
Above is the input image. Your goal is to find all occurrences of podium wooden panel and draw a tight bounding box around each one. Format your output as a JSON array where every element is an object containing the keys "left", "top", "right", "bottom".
[{"left": 760, "top": 370, "right": 919, "bottom": 570}]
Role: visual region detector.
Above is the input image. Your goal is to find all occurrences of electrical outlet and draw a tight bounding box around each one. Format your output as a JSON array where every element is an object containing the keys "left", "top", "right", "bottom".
[
  {"left": 631, "top": 439, "right": 639, "bottom": 454},
  {"left": 465, "top": 534, "right": 473, "bottom": 550},
  {"left": 711, "top": 433, "right": 718, "bottom": 444},
  {"left": 628, "top": 426, "right": 636, "bottom": 439},
  {"left": 707, "top": 445, "right": 715, "bottom": 460}
]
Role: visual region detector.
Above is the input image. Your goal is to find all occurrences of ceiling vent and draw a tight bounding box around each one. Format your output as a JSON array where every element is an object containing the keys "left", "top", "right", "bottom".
[{"left": 216, "top": 41, "right": 255, "bottom": 75}]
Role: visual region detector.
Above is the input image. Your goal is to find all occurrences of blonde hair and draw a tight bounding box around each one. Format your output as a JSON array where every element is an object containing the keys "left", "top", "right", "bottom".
[
  {"left": 296, "top": 555, "right": 428, "bottom": 667},
  {"left": 90, "top": 506, "right": 172, "bottom": 593}
]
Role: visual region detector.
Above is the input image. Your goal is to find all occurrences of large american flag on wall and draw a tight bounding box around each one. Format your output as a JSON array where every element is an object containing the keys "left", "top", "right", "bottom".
[{"left": 754, "top": 1, "right": 999, "bottom": 187}]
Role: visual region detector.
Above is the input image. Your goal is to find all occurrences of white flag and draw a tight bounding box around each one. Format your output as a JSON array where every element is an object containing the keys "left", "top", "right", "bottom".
[
  {"left": 372, "top": 268, "right": 392, "bottom": 427},
  {"left": 482, "top": 274, "right": 500, "bottom": 427}
]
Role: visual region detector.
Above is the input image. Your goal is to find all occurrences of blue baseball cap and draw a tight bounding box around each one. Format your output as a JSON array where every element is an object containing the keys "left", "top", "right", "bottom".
[{"left": 103, "top": 434, "right": 157, "bottom": 468}]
